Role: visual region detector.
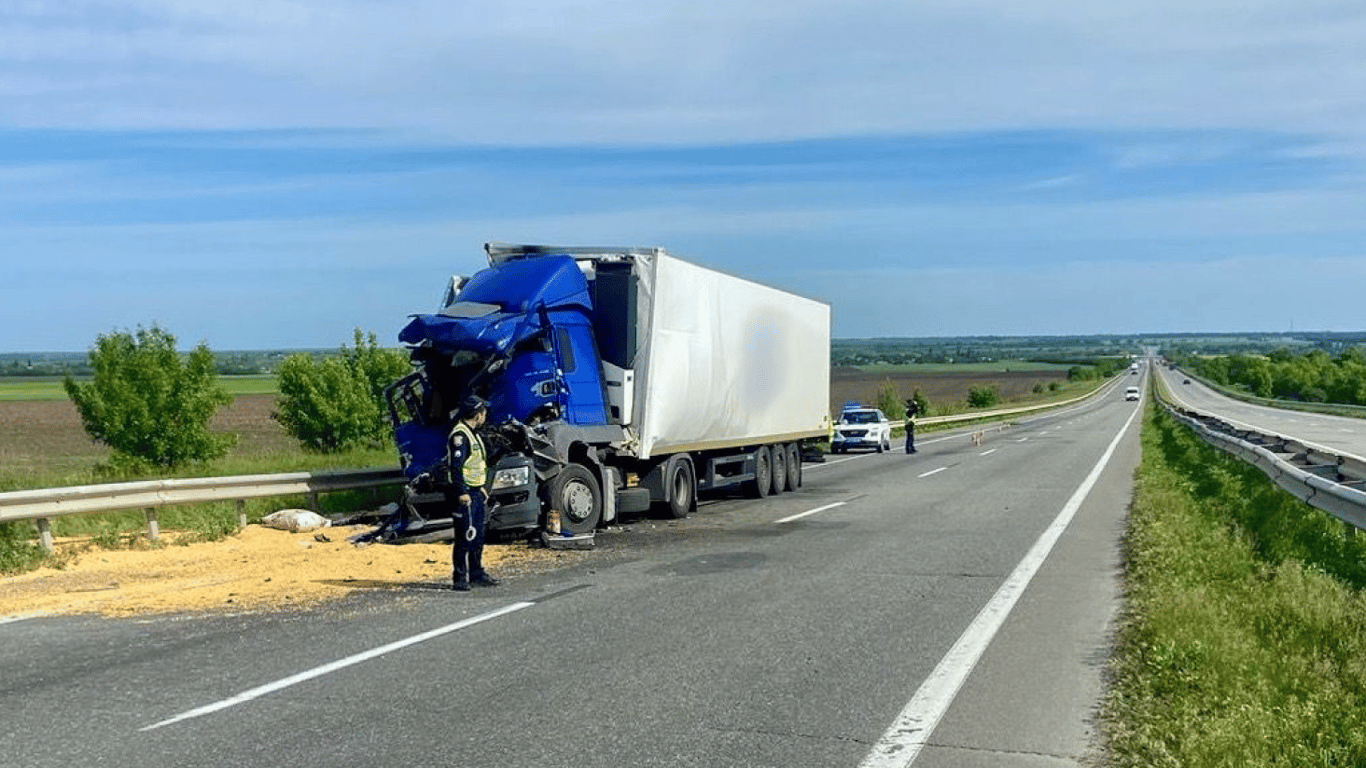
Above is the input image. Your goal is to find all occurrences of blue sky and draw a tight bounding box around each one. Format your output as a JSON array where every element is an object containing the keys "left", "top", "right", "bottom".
[{"left": 3, "top": 1, "right": 1366, "bottom": 351}]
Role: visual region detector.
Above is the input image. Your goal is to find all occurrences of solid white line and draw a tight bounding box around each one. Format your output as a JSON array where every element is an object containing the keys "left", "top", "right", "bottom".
[
  {"left": 140, "top": 601, "right": 535, "bottom": 732},
  {"left": 802, "top": 455, "right": 862, "bottom": 470},
  {"left": 775, "top": 501, "right": 847, "bottom": 524},
  {"left": 859, "top": 404, "right": 1140, "bottom": 768},
  {"left": 0, "top": 614, "right": 38, "bottom": 625},
  {"left": 918, "top": 467, "right": 947, "bottom": 478}
]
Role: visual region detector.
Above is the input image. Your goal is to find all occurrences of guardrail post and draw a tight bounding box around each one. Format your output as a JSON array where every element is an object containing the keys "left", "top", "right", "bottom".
[
  {"left": 236, "top": 499, "right": 248, "bottom": 529},
  {"left": 145, "top": 507, "right": 160, "bottom": 542},
  {"left": 35, "top": 518, "right": 53, "bottom": 553},
  {"left": 309, "top": 491, "right": 320, "bottom": 512}
]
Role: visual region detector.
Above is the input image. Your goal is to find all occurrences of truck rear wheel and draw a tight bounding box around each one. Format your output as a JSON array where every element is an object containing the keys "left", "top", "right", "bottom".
[
  {"left": 546, "top": 463, "right": 601, "bottom": 534},
  {"left": 664, "top": 455, "right": 695, "bottom": 519},
  {"left": 784, "top": 443, "right": 801, "bottom": 490},
  {"left": 746, "top": 446, "right": 772, "bottom": 498},
  {"left": 770, "top": 444, "right": 787, "bottom": 495}
]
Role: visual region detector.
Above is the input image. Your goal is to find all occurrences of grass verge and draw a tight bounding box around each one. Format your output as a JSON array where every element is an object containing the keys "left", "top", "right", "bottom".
[{"left": 1104, "top": 404, "right": 1366, "bottom": 766}]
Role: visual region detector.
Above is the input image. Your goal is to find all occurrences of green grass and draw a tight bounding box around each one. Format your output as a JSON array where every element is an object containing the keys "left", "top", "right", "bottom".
[
  {"left": 0, "top": 375, "right": 279, "bottom": 401},
  {"left": 1104, "top": 404, "right": 1366, "bottom": 766}
]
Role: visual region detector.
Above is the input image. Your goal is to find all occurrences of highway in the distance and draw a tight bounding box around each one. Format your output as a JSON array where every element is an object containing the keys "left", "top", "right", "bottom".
[
  {"left": 1157, "top": 364, "right": 1366, "bottom": 461},
  {"left": 0, "top": 379, "right": 1145, "bottom": 768}
]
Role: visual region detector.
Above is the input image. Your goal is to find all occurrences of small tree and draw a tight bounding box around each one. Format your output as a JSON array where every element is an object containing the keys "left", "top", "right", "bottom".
[
  {"left": 876, "top": 379, "right": 905, "bottom": 421},
  {"left": 64, "top": 324, "right": 236, "bottom": 471},
  {"left": 273, "top": 329, "right": 410, "bottom": 453}
]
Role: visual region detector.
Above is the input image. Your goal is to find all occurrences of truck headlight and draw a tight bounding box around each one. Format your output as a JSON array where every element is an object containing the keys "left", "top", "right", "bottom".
[{"left": 491, "top": 465, "right": 531, "bottom": 491}]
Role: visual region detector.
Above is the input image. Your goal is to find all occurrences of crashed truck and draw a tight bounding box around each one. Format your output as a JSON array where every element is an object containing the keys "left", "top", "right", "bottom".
[{"left": 376, "top": 243, "right": 830, "bottom": 543}]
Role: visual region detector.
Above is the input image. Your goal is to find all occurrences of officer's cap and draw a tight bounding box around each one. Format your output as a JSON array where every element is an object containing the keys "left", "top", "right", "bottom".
[{"left": 457, "top": 395, "right": 489, "bottom": 419}]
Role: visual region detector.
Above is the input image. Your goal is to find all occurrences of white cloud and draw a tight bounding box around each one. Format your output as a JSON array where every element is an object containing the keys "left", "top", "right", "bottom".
[{"left": 3, "top": 0, "right": 1365, "bottom": 145}]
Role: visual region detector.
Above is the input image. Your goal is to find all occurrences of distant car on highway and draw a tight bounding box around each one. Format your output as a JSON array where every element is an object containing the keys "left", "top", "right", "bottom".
[
  {"left": 831, "top": 407, "right": 892, "bottom": 453},
  {"left": 1125, "top": 386, "right": 1141, "bottom": 401},
  {"left": 1183, "top": 379, "right": 1191, "bottom": 385}
]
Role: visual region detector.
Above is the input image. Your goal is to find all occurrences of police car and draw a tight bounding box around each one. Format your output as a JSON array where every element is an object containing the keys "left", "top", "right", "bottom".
[{"left": 831, "top": 406, "right": 892, "bottom": 453}]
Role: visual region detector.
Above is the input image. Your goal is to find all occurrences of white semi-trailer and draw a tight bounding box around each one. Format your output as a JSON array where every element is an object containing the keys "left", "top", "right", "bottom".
[{"left": 385, "top": 244, "right": 831, "bottom": 537}]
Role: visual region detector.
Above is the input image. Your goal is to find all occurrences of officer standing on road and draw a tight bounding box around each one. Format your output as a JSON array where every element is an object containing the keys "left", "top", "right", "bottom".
[
  {"left": 904, "top": 399, "right": 919, "bottom": 454},
  {"left": 446, "top": 395, "right": 499, "bottom": 591}
]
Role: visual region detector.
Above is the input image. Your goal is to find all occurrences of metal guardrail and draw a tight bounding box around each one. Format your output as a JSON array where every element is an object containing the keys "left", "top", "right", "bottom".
[
  {"left": 912, "top": 375, "right": 1124, "bottom": 429},
  {"left": 0, "top": 468, "right": 405, "bottom": 552},
  {"left": 1154, "top": 377, "right": 1366, "bottom": 531},
  {"left": 2, "top": 377, "right": 1121, "bottom": 555}
]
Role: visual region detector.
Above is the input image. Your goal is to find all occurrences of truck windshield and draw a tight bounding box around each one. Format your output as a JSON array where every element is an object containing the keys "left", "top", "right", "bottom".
[{"left": 439, "top": 301, "right": 501, "bottom": 318}]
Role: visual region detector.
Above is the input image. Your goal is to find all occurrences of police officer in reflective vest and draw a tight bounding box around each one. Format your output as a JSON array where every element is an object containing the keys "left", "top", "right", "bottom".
[
  {"left": 447, "top": 395, "right": 499, "bottom": 591},
  {"left": 904, "top": 398, "right": 919, "bottom": 455}
]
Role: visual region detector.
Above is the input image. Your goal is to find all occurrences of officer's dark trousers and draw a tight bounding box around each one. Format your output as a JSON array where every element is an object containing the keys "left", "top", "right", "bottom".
[
  {"left": 905, "top": 425, "right": 916, "bottom": 454},
  {"left": 451, "top": 491, "right": 488, "bottom": 586}
]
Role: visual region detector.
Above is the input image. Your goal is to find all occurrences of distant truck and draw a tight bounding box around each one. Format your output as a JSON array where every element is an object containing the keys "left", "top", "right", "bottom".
[{"left": 383, "top": 243, "right": 831, "bottom": 539}]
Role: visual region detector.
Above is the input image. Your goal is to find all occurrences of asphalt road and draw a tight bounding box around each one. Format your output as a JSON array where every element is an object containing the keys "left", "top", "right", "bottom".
[
  {"left": 1157, "top": 364, "right": 1366, "bottom": 461},
  {"left": 0, "top": 382, "right": 1144, "bottom": 768}
]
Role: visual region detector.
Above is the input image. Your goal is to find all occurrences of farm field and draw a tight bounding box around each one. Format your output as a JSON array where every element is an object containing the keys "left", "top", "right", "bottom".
[
  {"left": 827, "top": 365, "right": 1072, "bottom": 416},
  {"left": 0, "top": 364, "right": 1079, "bottom": 489},
  {"left": 0, "top": 375, "right": 277, "bottom": 401}
]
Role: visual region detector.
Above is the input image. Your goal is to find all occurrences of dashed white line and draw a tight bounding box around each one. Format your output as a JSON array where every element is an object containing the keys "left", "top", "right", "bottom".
[
  {"left": 774, "top": 501, "right": 847, "bottom": 524},
  {"left": 979, "top": 449, "right": 997, "bottom": 456},
  {"left": 140, "top": 601, "right": 535, "bottom": 732},
  {"left": 918, "top": 467, "right": 947, "bottom": 478}
]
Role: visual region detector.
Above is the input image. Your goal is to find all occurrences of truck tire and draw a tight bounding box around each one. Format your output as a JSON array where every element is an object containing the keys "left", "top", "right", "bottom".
[
  {"left": 770, "top": 444, "right": 787, "bottom": 495},
  {"left": 546, "top": 463, "right": 601, "bottom": 534},
  {"left": 664, "top": 455, "right": 695, "bottom": 519},
  {"left": 785, "top": 443, "right": 801, "bottom": 490},
  {"left": 746, "top": 446, "right": 772, "bottom": 498}
]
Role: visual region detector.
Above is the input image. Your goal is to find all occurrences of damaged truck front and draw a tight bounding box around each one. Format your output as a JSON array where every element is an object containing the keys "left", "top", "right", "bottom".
[{"left": 381, "top": 243, "right": 830, "bottom": 543}]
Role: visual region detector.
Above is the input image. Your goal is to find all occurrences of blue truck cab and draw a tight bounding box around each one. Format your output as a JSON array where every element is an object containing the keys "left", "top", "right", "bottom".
[{"left": 385, "top": 245, "right": 633, "bottom": 537}]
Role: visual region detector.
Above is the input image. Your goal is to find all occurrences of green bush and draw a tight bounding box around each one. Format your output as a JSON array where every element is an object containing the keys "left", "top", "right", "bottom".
[
  {"left": 63, "top": 324, "right": 236, "bottom": 471},
  {"left": 272, "top": 329, "right": 410, "bottom": 453},
  {"left": 966, "top": 385, "right": 999, "bottom": 408}
]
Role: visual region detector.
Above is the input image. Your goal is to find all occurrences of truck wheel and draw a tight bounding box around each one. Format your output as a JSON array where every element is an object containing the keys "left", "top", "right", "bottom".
[
  {"left": 770, "top": 444, "right": 787, "bottom": 495},
  {"left": 785, "top": 443, "right": 801, "bottom": 490},
  {"left": 664, "top": 455, "right": 695, "bottom": 519},
  {"left": 546, "top": 464, "right": 601, "bottom": 534},
  {"left": 746, "top": 445, "right": 772, "bottom": 498}
]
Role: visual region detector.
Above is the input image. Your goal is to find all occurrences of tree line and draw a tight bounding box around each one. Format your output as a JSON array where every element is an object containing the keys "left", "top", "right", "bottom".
[
  {"left": 1172, "top": 347, "right": 1366, "bottom": 405},
  {"left": 63, "top": 324, "right": 409, "bottom": 472}
]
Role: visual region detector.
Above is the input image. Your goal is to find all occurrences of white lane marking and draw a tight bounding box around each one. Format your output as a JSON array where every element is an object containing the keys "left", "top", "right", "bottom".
[
  {"left": 979, "top": 449, "right": 997, "bottom": 457},
  {"left": 859, "top": 403, "right": 1140, "bottom": 768},
  {"left": 775, "top": 501, "right": 847, "bottom": 524},
  {"left": 804, "top": 455, "right": 864, "bottom": 470},
  {"left": 918, "top": 467, "right": 947, "bottom": 478},
  {"left": 0, "top": 614, "right": 39, "bottom": 625},
  {"left": 140, "top": 601, "right": 535, "bottom": 732},
  {"left": 1015, "top": 438, "right": 1029, "bottom": 443}
]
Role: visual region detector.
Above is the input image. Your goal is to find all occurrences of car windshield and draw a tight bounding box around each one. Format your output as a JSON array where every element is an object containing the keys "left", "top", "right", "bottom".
[{"left": 841, "top": 411, "right": 880, "bottom": 424}]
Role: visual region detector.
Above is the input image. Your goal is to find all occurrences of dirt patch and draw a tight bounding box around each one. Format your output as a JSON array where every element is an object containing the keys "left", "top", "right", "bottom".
[
  {"left": 0, "top": 524, "right": 589, "bottom": 618},
  {"left": 0, "top": 393, "right": 293, "bottom": 482}
]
